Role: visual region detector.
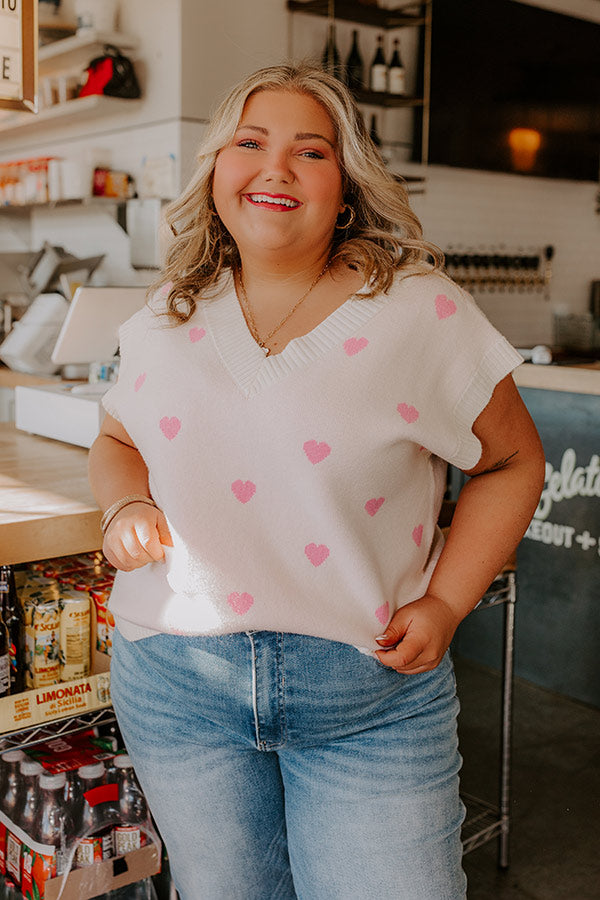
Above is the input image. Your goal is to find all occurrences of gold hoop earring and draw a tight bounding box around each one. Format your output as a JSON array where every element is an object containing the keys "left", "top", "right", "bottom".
[{"left": 335, "top": 205, "right": 356, "bottom": 229}]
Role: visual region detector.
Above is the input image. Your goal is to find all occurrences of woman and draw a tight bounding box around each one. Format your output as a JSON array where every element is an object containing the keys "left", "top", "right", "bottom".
[{"left": 88, "top": 64, "right": 545, "bottom": 899}]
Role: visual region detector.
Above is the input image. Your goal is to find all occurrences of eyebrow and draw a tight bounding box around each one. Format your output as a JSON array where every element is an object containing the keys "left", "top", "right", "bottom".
[{"left": 236, "top": 124, "right": 335, "bottom": 148}]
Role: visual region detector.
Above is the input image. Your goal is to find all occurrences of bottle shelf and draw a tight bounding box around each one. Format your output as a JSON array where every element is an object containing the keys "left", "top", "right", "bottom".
[
  {"left": 354, "top": 89, "right": 424, "bottom": 108},
  {"left": 287, "top": 1, "right": 427, "bottom": 29},
  {"left": 0, "top": 706, "right": 117, "bottom": 753},
  {"left": 38, "top": 29, "right": 137, "bottom": 68},
  {"left": 0, "top": 197, "right": 125, "bottom": 213}
]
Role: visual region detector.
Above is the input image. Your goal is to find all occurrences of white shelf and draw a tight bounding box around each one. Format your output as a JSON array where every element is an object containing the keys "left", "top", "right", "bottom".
[
  {"left": 0, "top": 197, "right": 125, "bottom": 213},
  {"left": 39, "top": 30, "right": 138, "bottom": 64},
  {"left": 0, "top": 94, "right": 141, "bottom": 136}
]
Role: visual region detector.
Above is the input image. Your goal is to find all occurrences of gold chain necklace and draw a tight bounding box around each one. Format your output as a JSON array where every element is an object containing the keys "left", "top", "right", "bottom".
[{"left": 235, "top": 260, "right": 331, "bottom": 356}]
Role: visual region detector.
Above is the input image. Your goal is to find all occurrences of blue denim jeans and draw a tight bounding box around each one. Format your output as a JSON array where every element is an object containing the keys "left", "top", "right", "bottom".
[{"left": 110, "top": 629, "right": 466, "bottom": 900}]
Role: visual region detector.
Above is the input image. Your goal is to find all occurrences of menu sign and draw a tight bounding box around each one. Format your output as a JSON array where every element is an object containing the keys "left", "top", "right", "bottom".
[{"left": 0, "top": 0, "right": 37, "bottom": 112}]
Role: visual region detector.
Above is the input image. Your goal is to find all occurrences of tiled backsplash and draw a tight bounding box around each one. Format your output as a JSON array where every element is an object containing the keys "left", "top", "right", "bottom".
[{"left": 409, "top": 165, "right": 600, "bottom": 347}]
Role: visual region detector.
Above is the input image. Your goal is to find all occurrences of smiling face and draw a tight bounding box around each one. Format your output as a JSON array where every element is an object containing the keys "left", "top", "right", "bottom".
[{"left": 212, "top": 89, "right": 345, "bottom": 264}]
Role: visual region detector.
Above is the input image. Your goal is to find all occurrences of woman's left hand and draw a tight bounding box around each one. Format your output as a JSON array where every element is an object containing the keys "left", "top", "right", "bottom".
[{"left": 374, "top": 594, "right": 462, "bottom": 674}]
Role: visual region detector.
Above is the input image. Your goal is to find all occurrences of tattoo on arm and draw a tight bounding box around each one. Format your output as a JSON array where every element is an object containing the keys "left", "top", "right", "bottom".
[{"left": 478, "top": 450, "right": 519, "bottom": 475}]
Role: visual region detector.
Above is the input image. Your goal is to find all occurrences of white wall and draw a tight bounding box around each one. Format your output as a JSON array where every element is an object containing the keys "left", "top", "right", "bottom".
[{"left": 409, "top": 166, "right": 599, "bottom": 345}]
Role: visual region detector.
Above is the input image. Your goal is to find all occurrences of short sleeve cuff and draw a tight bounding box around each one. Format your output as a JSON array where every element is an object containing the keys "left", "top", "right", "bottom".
[{"left": 450, "top": 338, "right": 524, "bottom": 471}]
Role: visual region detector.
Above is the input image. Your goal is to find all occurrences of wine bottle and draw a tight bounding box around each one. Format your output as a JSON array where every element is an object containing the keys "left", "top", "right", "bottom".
[
  {"left": 0, "top": 566, "right": 24, "bottom": 694},
  {"left": 321, "top": 23, "right": 343, "bottom": 81},
  {"left": 0, "top": 594, "right": 10, "bottom": 698},
  {"left": 369, "top": 114, "right": 382, "bottom": 148},
  {"left": 345, "top": 30, "right": 364, "bottom": 93},
  {"left": 370, "top": 34, "right": 387, "bottom": 93},
  {"left": 388, "top": 37, "right": 406, "bottom": 96}
]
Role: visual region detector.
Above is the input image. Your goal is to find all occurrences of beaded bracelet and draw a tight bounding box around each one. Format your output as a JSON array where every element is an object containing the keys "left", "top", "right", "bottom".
[{"left": 100, "top": 494, "right": 158, "bottom": 535}]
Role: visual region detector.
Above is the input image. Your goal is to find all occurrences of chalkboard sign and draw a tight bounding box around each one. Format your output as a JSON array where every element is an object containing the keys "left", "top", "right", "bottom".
[
  {"left": 454, "top": 387, "right": 600, "bottom": 707},
  {"left": 0, "top": 0, "right": 37, "bottom": 112}
]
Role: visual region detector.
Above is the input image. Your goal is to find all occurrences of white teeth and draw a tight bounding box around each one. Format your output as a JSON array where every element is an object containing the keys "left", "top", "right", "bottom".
[{"left": 248, "top": 194, "right": 300, "bottom": 208}]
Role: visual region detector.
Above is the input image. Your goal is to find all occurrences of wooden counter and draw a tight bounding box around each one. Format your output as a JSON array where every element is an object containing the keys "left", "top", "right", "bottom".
[
  {"left": 514, "top": 362, "right": 600, "bottom": 395},
  {"left": 0, "top": 368, "right": 59, "bottom": 389},
  {"left": 0, "top": 423, "right": 101, "bottom": 565}
]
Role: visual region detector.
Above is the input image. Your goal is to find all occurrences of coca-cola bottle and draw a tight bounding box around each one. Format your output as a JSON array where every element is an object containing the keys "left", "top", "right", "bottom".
[
  {"left": 38, "top": 773, "right": 73, "bottom": 871},
  {"left": 21, "top": 771, "right": 74, "bottom": 898},
  {"left": 75, "top": 762, "right": 113, "bottom": 867},
  {"left": 63, "top": 768, "right": 82, "bottom": 826},
  {"left": 5, "top": 760, "right": 43, "bottom": 886},
  {"left": 112, "top": 755, "right": 148, "bottom": 856},
  {"left": 0, "top": 750, "right": 25, "bottom": 877},
  {"left": 14, "top": 761, "right": 42, "bottom": 837}
]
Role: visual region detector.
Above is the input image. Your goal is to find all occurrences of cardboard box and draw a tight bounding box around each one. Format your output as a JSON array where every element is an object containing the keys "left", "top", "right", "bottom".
[
  {"left": 0, "top": 588, "right": 112, "bottom": 735},
  {"left": 0, "top": 671, "right": 111, "bottom": 735},
  {"left": 43, "top": 842, "right": 161, "bottom": 900}
]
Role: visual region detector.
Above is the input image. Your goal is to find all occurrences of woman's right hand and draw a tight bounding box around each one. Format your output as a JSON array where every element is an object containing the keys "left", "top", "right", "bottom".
[{"left": 102, "top": 502, "right": 173, "bottom": 571}]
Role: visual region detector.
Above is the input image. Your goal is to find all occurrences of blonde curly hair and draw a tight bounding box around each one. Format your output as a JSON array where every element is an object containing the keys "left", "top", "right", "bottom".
[{"left": 154, "top": 63, "right": 443, "bottom": 323}]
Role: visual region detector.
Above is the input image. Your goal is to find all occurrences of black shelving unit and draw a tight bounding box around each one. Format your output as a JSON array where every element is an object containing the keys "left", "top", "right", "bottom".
[{"left": 286, "top": 0, "right": 432, "bottom": 165}]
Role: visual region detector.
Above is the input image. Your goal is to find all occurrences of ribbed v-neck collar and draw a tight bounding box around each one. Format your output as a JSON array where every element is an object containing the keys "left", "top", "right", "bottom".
[{"left": 203, "top": 274, "right": 390, "bottom": 396}]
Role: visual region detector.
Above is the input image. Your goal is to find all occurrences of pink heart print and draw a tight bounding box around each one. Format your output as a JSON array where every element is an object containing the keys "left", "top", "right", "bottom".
[
  {"left": 189, "top": 327, "right": 206, "bottom": 342},
  {"left": 397, "top": 403, "right": 419, "bottom": 424},
  {"left": 227, "top": 592, "right": 254, "bottom": 615},
  {"left": 305, "top": 543, "right": 330, "bottom": 567},
  {"left": 435, "top": 294, "right": 457, "bottom": 320},
  {"left": 134, "top": 372, "right": 146, "bottom": 392},
  {"left": 412, "top": 524, "right": 424, "bottom": 547},
  {"left": 159, "top": 416, "right": 181, "bottom": 440},
  {"left": 375, "top": 601, "right": 390, "bottom": 626},
  {"left": 343, "top": 337, "right": 369, "bottom": 356},
  {"left": 231, "top": 480, "right": 256, "bottom": 503},
  {"left": 365, "top": 497, "right": 385, "bottom": 517},
  {"left": 303, "top": 440, "right": 331, "bottom": 464}
]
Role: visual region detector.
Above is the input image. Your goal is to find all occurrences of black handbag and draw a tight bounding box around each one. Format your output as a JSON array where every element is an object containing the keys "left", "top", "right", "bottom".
[{"left": 79, "top": 45, "right": 141, "bottom": 100}]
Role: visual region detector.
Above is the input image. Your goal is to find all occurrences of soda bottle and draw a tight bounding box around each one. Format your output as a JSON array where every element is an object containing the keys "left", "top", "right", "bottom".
[
  {"left": 0, "top": 750, "right": 24, "bottom": 804},
  {"left": 38, "top": 773, "right": 73, "bottom": 874},
  {"left": 112, "top": 755, "right": 148, "bottom": 856},
  {"left": 14, "top": 760, "right": 43, "bottom": 836},
  {"left": 75, "top": 762, "right": 113, "bottom": 867},
  {"left": 0, "top": 750, "right": 25, "bottom": 877},
  {"left": 0, "top": 567, "right": 24, "bottom": 695},
  {"left": 5, "top": 760, "right": 43, "bottom": 886},
  {"left": 63, "top": 768, "right": 82, "bottom": 826},
  {"left": 21, "top": 772, "right": 74, "bottom": 899}
]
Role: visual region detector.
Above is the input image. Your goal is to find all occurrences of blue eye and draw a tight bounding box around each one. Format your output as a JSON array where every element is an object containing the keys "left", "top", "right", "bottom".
[
  {"left": 237, "top": 139, "right": 260, "bottom": 149},
  {"left": 300, "top": 150, "right": 324, "bottom": 159}
]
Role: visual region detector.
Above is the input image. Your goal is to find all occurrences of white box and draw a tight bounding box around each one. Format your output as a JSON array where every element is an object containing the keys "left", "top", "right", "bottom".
[{"left": 15, "top": 383, "right": 106, "bottom": 448}]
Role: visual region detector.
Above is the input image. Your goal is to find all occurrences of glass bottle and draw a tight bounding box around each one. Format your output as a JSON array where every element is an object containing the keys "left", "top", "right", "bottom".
[
  {"left": 14, "top": 760, "right": 43, "bottom": 838},
  {"left": 321, "top": 22, "right": 342, "bottom": 80},
  {"left": 36, "top": 772, "right": 73, "bottom": 877},
  {"left": 0, "top": 594, "right": 11, "bottom": 699},
  {"left": 5, "top": 760, "right": 43, "bottom": 886},
  {"left": 63, "top": 768, "right": 82, "bottom": 828},
  {"left": 370, "top": 34, "right": 387, "bottom": 92},
  {"left": 75, "top": 762, "right": 113, "bottom": 867},
  {"left": 344, "top": 29, "right": 364, "bottom": 93},
  {"left": 0, "top": 567, "right": 24, "bottom": 695},
  {"left": 0, "top": 751, "right": 25, "bottom": 878},
  {"left": 388, "top": 37, "right": 406, "bottom": 95},
  {"left": 113, "top": 754, "right": 148, "bottom": 857},
  {"left": 369, "top": 114, "right": 382, "bottom": 148}
]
